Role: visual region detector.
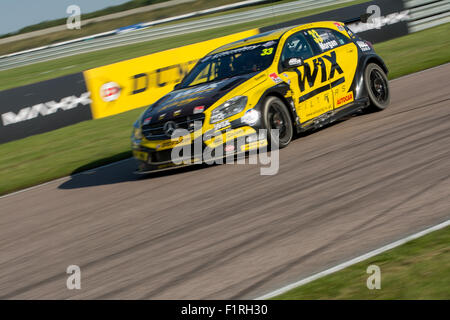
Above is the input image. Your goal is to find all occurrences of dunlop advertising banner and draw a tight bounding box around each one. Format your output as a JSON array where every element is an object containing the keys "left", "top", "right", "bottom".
[{"left": 84, "top": 29, "right": 259, "bottom": 119}]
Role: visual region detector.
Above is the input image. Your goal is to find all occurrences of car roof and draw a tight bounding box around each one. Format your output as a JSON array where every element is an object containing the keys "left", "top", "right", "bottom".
[
  {"left": 209, "top": 28, "right": 291, "bottom": 55},
  {"left": 208, "top": 21, "right": 345, "bottom": 55}
]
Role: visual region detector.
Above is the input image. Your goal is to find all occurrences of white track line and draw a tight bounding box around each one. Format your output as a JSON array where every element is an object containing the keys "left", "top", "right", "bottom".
[
  {"left": 254, "top": 219, "right": 450, "bottom": 300},
  {"left": 1, "top": 62, "right": 449, "bottom": 200}
]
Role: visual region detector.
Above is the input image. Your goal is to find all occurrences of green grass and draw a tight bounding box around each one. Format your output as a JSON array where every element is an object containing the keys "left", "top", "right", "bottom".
[
  {"left": 0, "top": 0, "right": 369, "bottom": 91},
  {"left": 374, "top": 22, "right": 450, "bottom": 79},
  {"left": 273, "top": 226, "right": 450, "bottom": 299},
  {"left": 0, "top": 23, "right": 449, "bottom": 196}
]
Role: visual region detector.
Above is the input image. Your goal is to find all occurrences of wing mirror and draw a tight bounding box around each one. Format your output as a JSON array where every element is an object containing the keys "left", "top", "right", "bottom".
[{"left": 282, "top": 57, "right": 304, "bottom": 70}]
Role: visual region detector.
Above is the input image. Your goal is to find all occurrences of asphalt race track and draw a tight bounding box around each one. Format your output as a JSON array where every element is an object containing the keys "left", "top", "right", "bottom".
[{"left": 0, "top": 64, "right": 449, "bottom": 299}]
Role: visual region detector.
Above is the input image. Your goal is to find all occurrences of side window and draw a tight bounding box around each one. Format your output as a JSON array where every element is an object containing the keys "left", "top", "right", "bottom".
[
  {"left": 281, "top": 32, "right": 314, "bottom": 63},
  {"left": 307, "top": 28, "right": 340, "bottom": 53},
  {"left": 331, "top": 30, "right": 351, "bottom": 45},
  {"left": 191, "top": 63, "right": 212, "bottom": 86}
]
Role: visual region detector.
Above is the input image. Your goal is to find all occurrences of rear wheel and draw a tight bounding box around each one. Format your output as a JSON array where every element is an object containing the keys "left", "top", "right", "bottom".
[
  {"left": 261, "top": 96, "right": 293, "bottom": 149},
  {"left": 364, "top": 63, "right": 390, "bottom": 111}
]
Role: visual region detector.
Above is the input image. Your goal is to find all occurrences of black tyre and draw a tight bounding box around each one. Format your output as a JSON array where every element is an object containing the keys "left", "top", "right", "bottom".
[
  {"left": 261, "top": 96, "right": 294, "bottom": 149},
  {"left": 364, "top": 63, "right": 390, "bottom": 111}
]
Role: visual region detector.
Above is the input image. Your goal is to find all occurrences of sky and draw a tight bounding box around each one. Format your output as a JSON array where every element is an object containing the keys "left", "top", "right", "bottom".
[{"left": 0, "top": 0, "right": 131, "bottom": 34}]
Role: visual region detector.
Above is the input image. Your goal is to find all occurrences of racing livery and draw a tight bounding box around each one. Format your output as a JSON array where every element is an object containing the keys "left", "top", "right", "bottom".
[{"left": 131, "top": 21, "right": 390, "bottom": 172}]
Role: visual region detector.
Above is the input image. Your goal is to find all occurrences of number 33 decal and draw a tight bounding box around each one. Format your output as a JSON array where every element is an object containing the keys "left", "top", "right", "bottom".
[
  {"left": 261, "top": 48, "right": 274, "bottom": 56},
  {"left": 308, "top": 30, "right": 323, "bottom": 43}
]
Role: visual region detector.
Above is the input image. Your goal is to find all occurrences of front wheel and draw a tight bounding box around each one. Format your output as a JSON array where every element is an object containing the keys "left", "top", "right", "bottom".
[
  {"left": 261, "top": 96, "right": 294, "bottom": 149},
  {"left": 364, "top": 63, "right": 390, "bottom": 111}
]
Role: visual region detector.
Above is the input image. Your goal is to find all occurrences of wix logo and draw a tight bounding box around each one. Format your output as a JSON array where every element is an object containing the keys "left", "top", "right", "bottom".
[
  {"left": 296, "top": 51, "right": 343, "bottom": 92},
  {"left": 1, "top": 92, "right": 91, "bottom": 126}
]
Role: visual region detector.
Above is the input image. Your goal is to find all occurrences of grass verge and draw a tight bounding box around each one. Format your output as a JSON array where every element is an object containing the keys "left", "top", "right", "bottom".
[
  {"left": 0, "top": 23, "right": 449, "bottom": 196},
  {"left": 273, "top": 225, "right": 450, "bottom": 299}
]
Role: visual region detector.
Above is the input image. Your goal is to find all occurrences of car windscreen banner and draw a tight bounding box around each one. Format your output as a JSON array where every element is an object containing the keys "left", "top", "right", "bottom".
[
  {"left": 0, "top": 72, "right": 92, "bottom": 144},
  {"left": 83, "top": 29, "right": 259, "bottom": 120},
  {"left": 260, "top": 0, "right": 409, "bottom": 44}
]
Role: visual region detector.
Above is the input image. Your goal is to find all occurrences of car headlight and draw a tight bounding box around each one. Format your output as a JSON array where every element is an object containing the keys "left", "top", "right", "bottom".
[
  {"left": 133, "top": 127, "right": 143, "bottom": 139},
  {"left": 210, "top": 96, "right": 247, "bottom": 123},
  {"left": 241, "top": 108, "right": 260, "bottom": 126},
  {"left": 132, "top": 120, "right": 143, "bottom": 140}
]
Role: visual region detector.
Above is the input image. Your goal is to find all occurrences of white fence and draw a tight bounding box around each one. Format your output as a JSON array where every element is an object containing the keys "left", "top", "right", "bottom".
[{"left": 405, "top": 0, "right": 450, "bottom": 32}]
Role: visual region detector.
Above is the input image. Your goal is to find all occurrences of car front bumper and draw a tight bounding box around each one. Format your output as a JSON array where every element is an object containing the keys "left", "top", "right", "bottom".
[{"left": 132, "top": 125, "right": 268, "bottom": 173}]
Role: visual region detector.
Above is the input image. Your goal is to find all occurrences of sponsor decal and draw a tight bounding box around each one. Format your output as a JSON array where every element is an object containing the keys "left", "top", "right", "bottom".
[
  {"left": 214, "top": 119, "right": 230, "bottom": 131},
  {"left": 269, "top": 73, "right": 283, "bottom": 84},
  {"left": 261, "top": 48, "right": 274, "bottom": 56},
  {"left": 173, "top": 110, "right": 182, "bottom": 117},
  {"left": 160, "top": 97, "right": 203, "bottom": 111},
  {"left": 226, "top": 128, "right": 244, "bottom": 139},
  {"left": 169, "top": 82, "right": 221, "bottom": 101},
  {"left": 295, "top": 51, "right": 343, "bottom": 92},
  {"left": 357, "top": 41, "right": 371, "bottom": 52},
  {"left": 308, "top": 29, "right": 323, "bottom": 44},
  {"left": 158, "top": 113, "right": 166, "bottom": 120},
  {"left": 203, "top": 44, "right": 260, "bottom": 62},
  {"left": 263, "top": 41, "right": 276, "bottom": 47},
  {"left": 281, "top": 73, "right": 291, "bottom": 85},
  {"left": 160, "top": 136, "right": 185, "bottom": 149},
  {"left": 1, "top": 92, "right": 92, "bottom": 126},
  {"left": 318, "top": 40, "right": 338, "bottom": 51},
  {"left": 193, "top": 106, "right": 205, "bottom": 114},
  {"left": 337, "top": 92, "right": 354, "bottom": 106},
  {"left": 334, "top": 22, "right": 345, "bottom": 32},
  {"left": 100, "top": 82, "right": 121, "bottom": 102},
  {"left": 346, "top": 28, "right": 355, "bottom": 38},
  {"left": 224, "top": 144, "right": 235, "bottom": 153},
  {"left": 143, "top": 116, "right": 152, "bottom": 125},
  {"left": 157, "top": 81, "right": 228, "bottom": 112}
]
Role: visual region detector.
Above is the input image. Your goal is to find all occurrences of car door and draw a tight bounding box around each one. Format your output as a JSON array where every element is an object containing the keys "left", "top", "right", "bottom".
[
  {"left": 279, "top": 31, "right": 334, "bottom": 124},
  {"left": 306, "top": 27, "right": 359, "bottom": 111}
]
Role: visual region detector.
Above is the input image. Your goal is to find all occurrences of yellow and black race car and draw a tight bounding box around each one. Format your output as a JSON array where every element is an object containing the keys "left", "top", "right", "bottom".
[{"left": 131, "top": 21, "right": 390, "bottom": 172}]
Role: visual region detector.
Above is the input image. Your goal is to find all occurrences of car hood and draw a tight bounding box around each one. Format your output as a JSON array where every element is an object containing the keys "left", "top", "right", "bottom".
[{"left": 141, "top": 72, "right": 258, "bottom": 124}]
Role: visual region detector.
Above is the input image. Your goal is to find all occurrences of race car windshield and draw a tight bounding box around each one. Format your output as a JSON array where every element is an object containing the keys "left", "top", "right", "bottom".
[{"left": 178, "top": 40, "right": 279, "bottom": 89}]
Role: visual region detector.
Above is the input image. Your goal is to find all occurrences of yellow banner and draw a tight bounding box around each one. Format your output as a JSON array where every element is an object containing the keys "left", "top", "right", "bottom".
[{"left": 84, "top": 29, "right": 259, "bottom": 119}]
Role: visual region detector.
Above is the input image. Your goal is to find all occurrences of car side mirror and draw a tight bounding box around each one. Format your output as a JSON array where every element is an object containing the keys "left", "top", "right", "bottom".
[{"left": 282, "top": 57, "right": 304, "bottom": 70}]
